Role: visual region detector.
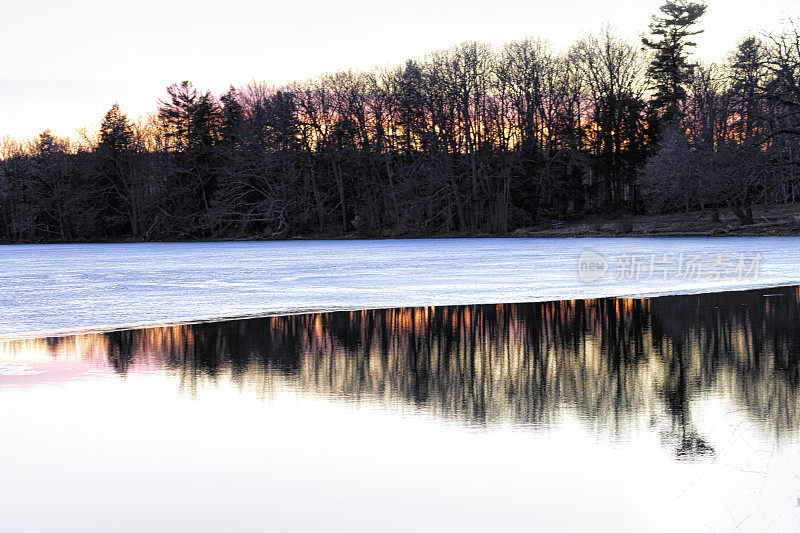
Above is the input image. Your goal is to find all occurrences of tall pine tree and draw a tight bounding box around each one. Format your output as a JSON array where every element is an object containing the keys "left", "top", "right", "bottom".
[
  {"left": 99, "top": 103, "right": 135, "bottom": 155},
  {"left": 642, "top": 0, "right": 707, "bottom": 120}
]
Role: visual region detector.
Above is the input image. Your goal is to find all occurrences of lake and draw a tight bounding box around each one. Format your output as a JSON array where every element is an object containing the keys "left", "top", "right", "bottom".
[
  {"left": 2, "top": 238, "right": 800, "bottom": 337},
  {"left": 1, "top": 238, "right": 800, "bottom": 531},
  {"left": 1, "top": 286, "right": 800, "bottom": 531}
]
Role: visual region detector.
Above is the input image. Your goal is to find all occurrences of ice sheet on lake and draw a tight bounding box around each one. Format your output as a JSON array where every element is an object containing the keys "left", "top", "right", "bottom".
[{"left": 1, "top": 238, "right": 799, "bottom": 337}]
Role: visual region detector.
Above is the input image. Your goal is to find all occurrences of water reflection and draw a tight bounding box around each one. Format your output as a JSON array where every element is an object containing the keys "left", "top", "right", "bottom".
[{"left": 2, "top": 286, "right": 799, "bottom": 461}]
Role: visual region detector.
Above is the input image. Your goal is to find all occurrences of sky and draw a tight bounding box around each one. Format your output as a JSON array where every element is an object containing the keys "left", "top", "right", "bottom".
[{"left": 1, "top": 0, "right": 799, "bottom": 141}]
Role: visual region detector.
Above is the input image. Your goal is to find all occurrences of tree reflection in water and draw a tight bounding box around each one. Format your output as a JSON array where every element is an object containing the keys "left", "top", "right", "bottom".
[{"left": 5, "top": 286, "right": 799, "bottom": 461}]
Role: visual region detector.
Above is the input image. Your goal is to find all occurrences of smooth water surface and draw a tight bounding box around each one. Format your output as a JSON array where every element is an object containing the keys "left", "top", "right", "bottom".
[
  {"left": 1, "top": 287, "right": 799, "bottom": 532},
  {"left": 1, "top": 237, "right": 800, "bottom": 337}
]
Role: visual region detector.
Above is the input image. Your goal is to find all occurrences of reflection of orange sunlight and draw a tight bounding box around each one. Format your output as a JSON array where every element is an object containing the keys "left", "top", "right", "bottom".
[
  {"left": 2, "top": 288, "right": 797, "bottom": 389},
  {"left": 0, "top": 335, "right": 109, "bottom": 363},
  {"left": 0, "top": 287, "right": 796, "bottom": 441},
  {"left": 0, "top": 334, "right": 114, "bottom": 386}
]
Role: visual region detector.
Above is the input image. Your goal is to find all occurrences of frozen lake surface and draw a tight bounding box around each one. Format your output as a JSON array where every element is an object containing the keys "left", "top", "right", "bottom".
[{"left": 1, "top": 237, "right": 799, "bottom": 337}]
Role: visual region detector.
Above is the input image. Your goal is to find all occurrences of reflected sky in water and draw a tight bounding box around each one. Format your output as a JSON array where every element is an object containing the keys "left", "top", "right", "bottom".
[{"left": 1, "top": 287, "right": 800, "bottom": 532}]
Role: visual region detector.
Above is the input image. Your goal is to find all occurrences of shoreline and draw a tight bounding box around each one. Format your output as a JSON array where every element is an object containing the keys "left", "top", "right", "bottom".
[
  {"left": 2, "top": 206, "right": 800, "bottom": 245},
  {"left": 2, "top": 224, "right": 799, "bottom": 246}
]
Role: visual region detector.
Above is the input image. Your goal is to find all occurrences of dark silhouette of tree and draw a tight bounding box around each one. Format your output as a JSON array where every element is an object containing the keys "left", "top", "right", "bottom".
[
  {"left": 573, "top": 28, "right": 650, "bottom": 210},
  {"left": 729, "top": 37, "right": 767, "bottom": 142},
  {"left": 96, "top": 104, "right": 139, "bottom": 235},
  {"left": 642, "top": 0, "right": 708, "bottom": 120},
  {"left": 218, "top": 86, "right": 245, "bottom": 149},
  {"left": 99, "top": 103, "right": 134, "bottom": 154},
  {"left": 157, "top": 81, "right": 223, "bottom": 231}
]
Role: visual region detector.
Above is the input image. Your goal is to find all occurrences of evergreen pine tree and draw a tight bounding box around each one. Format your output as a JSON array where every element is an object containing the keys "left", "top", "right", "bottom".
[
  {"left": 642, "top": 0, "right": 707, "bottom": 119},
  {"left": 99, "top": 103, "right": 134, "bottom": 155}
]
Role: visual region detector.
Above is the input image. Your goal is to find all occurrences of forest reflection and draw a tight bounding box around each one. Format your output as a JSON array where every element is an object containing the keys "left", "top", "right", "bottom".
[{"left": 4, "top": 286, "right": 800, "bottom": 460}]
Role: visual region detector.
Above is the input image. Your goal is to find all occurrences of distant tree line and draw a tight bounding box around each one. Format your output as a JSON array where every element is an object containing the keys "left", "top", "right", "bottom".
[{"left": 3, "top": 1, "right": 800, "bottom": 242}]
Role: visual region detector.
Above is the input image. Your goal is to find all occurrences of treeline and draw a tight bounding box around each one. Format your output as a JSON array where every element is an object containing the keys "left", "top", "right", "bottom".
[{"left": 3, "top": 1, "right": 800, "bottom": 242}]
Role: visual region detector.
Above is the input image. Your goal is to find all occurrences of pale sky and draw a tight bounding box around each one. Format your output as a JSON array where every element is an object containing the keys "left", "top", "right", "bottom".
[{"left": 1, "top": 0, "right": 798, "bottom": 140}]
